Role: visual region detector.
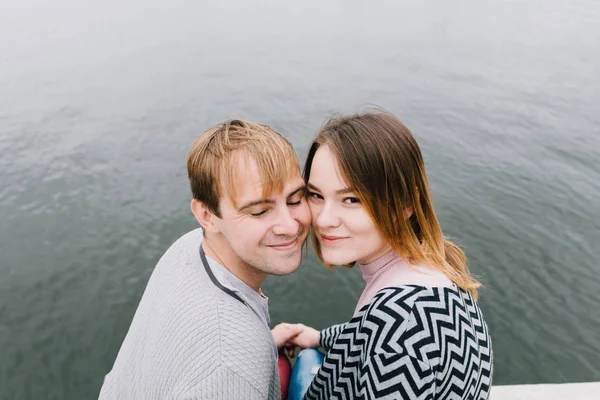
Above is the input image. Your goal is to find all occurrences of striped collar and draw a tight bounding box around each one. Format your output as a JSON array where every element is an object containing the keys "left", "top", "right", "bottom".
[{"left": 199, "top": 244, "right": 271, "bottom": 328}]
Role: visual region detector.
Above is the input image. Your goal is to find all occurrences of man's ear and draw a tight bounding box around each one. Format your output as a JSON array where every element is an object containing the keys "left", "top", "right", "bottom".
[{"left": 191, "top": 199, "right": 221, "bottom": 233}]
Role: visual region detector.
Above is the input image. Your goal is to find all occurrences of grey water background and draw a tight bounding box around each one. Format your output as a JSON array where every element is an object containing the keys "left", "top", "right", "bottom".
[{"left": 1, "top": 0, "right": 599, "bottom": 398}]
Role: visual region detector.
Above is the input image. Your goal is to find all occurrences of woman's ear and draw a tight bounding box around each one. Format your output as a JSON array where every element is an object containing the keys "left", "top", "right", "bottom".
[
  {"left": 191, "top": 199, "right": 221, "bottom": 233},
  {"left": 404, "top": 186, "right": 419, "bottom": 220}
]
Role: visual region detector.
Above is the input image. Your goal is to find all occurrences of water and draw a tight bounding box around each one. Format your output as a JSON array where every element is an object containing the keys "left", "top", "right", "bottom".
[{"left": 1, "top": 0, "right": 599, "bottom": 398}]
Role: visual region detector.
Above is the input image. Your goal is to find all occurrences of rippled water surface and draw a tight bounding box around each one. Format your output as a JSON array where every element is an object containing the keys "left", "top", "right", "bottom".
[{"left": 1, "top": 0, "right": 599, "bottom": 398}]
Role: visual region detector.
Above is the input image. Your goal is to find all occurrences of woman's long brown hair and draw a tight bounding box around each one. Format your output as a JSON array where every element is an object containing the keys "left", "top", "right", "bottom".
[{"left": 304, "top": 112, "right": 481, "bottom": 298}]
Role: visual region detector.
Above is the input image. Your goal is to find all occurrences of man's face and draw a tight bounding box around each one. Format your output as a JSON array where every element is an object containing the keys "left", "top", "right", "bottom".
[{"left": 214, "top": 156, "right": 311, "bottom": 276}]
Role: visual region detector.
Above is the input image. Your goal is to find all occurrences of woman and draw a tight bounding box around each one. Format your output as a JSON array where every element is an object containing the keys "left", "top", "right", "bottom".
[{"left": 288, "top": 112, "right": 492, "bottom": 399}]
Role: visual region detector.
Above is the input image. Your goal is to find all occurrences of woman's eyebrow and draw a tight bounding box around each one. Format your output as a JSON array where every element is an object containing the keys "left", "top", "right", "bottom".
[{"left": 307, "top": 183, "right": 353, "bottom": 195}]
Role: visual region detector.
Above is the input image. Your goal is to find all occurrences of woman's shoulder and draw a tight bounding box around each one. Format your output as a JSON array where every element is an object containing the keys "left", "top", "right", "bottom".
[
  {"left": 366, "top": 284, "right": 463, "bottom": 305},
  {"left": 356, "top": 285, "right": 484, "bottom": 358},
  {"left": 360, "top": 285, "right": 478, "bottom": 325}
]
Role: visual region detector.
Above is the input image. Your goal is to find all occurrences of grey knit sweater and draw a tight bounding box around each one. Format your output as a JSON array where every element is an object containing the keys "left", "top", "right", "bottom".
[{"left": 99, "top": 229, "right": 280, "bottom": 399}]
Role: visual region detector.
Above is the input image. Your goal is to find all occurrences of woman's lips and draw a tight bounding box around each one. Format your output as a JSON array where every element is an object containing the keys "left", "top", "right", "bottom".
[{"left": 319, "top": 234, "right": 348, "bottom": 245}]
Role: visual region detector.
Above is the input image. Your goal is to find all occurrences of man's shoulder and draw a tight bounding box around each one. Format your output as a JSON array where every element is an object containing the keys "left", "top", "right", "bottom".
[
  {"left": 143, "top": 228, "right": 205, "bottom": 292},
  {"left": 156, "top": 228, "right": 204, "bottom": 265},
  {"left": 154, "top": 283, "right": 269, "bottom": 347}
]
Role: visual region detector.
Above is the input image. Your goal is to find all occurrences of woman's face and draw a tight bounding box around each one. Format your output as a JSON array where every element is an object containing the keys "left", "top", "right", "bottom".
[{"left": 307, "top": 145, "right": 392, "bottom": 266}]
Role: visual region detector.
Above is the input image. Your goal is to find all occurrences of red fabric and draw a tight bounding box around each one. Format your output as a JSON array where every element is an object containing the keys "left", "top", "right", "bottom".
[{"left": 278, "top": 348, "right": 292, "bottom": 400}]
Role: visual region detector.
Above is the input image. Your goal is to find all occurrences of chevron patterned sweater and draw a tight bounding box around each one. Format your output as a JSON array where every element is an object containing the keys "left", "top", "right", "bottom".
[{"left": 305, "top": 286, "right": 493, "bottom": 399}]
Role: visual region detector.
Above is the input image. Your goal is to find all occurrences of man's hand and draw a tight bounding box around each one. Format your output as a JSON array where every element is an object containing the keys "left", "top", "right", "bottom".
[
  {"left": 287, "top": 324, "right": 320, "bottom": 349},
  {"left": 272, "top": 323, "right": 304, "bottom": 354}
]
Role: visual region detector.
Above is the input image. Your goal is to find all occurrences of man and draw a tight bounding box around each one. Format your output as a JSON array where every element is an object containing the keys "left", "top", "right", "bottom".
[{"left": 99, "top": 120, "right": 311, "bottom": 399}]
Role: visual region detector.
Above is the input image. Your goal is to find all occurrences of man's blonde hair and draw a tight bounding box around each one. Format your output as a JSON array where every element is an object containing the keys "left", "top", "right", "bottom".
[{"left": 187, "top": 119, "right": 299, "bottom": 217}]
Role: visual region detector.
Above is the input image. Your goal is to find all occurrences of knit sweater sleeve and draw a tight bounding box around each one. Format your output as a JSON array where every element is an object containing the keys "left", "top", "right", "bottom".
[
  {"left": 318, "top": 323, "right": 347, "bottom": 350},
  {"left": 181, "top": 364, "right": 264, "bottom": 400}
]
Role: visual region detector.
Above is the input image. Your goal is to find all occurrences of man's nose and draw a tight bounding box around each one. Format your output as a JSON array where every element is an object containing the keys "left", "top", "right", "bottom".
[{"left": 272, "top": 207, "right": 300, "bottom": 236}]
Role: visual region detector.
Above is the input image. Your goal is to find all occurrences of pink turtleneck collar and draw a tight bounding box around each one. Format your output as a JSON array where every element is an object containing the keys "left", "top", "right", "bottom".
[{"left": 353, "top": 250, "right": 453, "bottom": 316}]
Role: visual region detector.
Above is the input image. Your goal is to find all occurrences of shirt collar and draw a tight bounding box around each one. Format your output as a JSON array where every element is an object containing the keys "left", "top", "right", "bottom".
[{"left": 204, "top": 254, "right": 271, "bottom": 328}]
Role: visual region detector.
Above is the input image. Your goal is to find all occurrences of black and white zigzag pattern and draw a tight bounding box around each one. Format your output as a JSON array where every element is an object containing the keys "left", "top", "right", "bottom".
[{"left": 304, "top": 286, "right": 493, "bottom": 399}]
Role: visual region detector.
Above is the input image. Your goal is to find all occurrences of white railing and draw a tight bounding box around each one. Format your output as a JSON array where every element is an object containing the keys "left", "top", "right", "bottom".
[{"left": 492, "top": 382, "right": 600, "bottom": 399}]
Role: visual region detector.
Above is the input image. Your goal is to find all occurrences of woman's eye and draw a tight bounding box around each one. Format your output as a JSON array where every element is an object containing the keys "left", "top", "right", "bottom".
[
  {"left": 343, "top": 197, "right": 361, "bottom": 204},
  {"left": 307, "top": 191, "right": 323, "bottom": 200},
  {"left": 250, "top": 210, "right": 268, "bottom": 217}
]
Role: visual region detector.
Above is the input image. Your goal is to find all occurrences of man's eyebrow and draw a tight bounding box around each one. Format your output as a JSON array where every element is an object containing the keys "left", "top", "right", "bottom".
[
  {"left": 238, "top": 185, "right": 307, "bottom": 211},
  {"left": 286, "top": 184, "right": 307, "bottom": 199},
  {"left": 307, "top": 183, "right": 354, "bottom": 195},
  {"left": 238, "top": 198, "right": 275, "bottom": 212}
]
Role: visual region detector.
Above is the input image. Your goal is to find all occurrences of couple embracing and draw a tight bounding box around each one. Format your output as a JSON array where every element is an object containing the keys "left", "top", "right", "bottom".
[{"left": 99, "top": 112, "right": 493, "bottom": 400}]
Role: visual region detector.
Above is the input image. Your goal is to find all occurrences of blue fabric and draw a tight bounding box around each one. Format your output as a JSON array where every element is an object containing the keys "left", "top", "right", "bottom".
[{"left": 288, "top": 349, "right": 325, "bottom": 400}]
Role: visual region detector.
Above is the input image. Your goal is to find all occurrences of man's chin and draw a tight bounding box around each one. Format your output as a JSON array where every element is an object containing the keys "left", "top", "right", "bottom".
[
  {"left": 274, "top": 264, "right": 301, "bottom": 276},
  {"left": 270, "top": 253, "right": 303, "bottom": 276}
]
